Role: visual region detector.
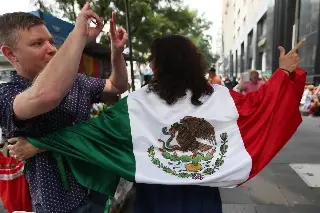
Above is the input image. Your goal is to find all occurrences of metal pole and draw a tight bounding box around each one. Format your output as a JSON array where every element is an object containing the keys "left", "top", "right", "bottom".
[{"left": 124, "top": 0, "right": 135, "bottom": 91}]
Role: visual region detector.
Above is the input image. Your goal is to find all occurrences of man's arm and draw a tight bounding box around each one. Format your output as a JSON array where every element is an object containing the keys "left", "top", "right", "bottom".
[
  {"left": 13, "top": 3, "right": 103, "bottom": 120},
  {"left": 238, "top": 73, "right": 247, "bottom": 91},
  {"left": 103, "top": 54, "right": 128, "bottom": 94},
  {"left": 103, "top": 13, "right": 129, "bottom": 94},
  {"left": 13, "top": 33, "right": 87, "bottom": 120}
]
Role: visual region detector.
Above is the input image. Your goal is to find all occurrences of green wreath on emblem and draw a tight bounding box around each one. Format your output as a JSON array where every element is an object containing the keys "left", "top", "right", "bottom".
[{"left": 147, "top": 132, "right": 228, "bottom": 180}]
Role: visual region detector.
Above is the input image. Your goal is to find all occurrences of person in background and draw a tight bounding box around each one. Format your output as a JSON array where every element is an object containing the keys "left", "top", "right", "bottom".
[
  {"left": 301, "top": 84, "right": 320, "bottom": 112},
  {"left": 142, "top": 74, "right": 152, "bottom": 87},
  {"left": 223, "top": 76, "right": 233, "bottom": 89},
  {"left": 309, "top": 95, "right": 320, "bottom": 117},
  {"left": 238, "top": 70, "right": 266, "bottom": 94},
  {"left": 208, "top": 67, "right": 222, "bottom": 85},
  {"left": 231, "top": 76, "right": 238, "bottom": 88}
]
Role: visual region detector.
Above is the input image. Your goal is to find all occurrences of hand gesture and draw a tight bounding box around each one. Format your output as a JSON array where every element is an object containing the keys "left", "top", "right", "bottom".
[
  {"left": 279, "top": 39, "right": 305, "bottom": 73},
  {"left": 109, "top": 12, "right": 128, "bottom": 54},
  {"left": 74, "top": 1, "right": 104, "bottom": 43},
  {"left": 7, "top": 137, "right": 43, "bottom": 161}
]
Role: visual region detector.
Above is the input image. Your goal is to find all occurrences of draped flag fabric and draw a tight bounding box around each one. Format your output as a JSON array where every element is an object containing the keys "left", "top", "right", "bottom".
[
  {"left": 27, "top": 68, "right": 306, "bottom": 196},
  {"left": 0, "top": 154, "right": 32, "bottom": 213}
]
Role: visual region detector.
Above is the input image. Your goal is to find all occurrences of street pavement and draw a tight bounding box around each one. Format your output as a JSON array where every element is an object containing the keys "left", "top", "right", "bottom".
[
  {"left": 1, "top": 117, "right": 320, "bottom": 213},
  {"left": 221, "top": 116, "right": 320, "bottom": 213}
]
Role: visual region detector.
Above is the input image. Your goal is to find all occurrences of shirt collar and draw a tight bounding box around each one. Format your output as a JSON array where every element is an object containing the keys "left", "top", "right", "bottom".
[{"left": 10, "top": 71, "right": 32, "bottom": 88}]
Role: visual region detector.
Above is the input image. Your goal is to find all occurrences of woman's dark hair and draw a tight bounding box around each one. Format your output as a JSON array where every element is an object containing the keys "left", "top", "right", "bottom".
[{"left": 147, "top": 35, "right": 213, "bottom": 106}]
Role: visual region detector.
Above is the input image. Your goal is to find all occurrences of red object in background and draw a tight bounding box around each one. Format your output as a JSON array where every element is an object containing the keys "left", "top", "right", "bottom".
[
  {"left": 0, "top": 154, "right": 32, "bottom": 213},
  {"left": 79, "top": 54, "right": 102, "bottom": 78}
]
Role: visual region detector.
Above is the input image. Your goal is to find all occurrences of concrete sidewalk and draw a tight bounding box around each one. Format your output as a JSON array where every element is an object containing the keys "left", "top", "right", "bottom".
[
  {"left": 221, "top": 164, "right": 320, "bottom": 213},
  {"left": 221, "top": 117, "right": 320, "bottom": 213}
]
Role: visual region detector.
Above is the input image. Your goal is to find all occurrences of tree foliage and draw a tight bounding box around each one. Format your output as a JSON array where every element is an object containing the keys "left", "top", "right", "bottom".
[{"left": 32, "top": 0, "right": 219, "bottom": 66}]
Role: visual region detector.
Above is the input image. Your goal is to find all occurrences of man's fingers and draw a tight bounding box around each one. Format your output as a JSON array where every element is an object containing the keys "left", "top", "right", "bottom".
[
  {"left": 117, "top": 27, "right": 127, "bottom": 40},
  {"left": 289, "top": 39, "right": 306, "bottom": 54},
  {"left": 278, "top": 46, "right": 286, "bottom": 57},
  {"left": 81, "top": 1, "right": 90, "bottom": 12},
  {"left": 118, "top": 27, "right": 127, "bottom": 35},
  {"left": 109, "top": 18, "right": 116, "bottom": 38},
  {"left": 93, "top": 17, "right": 104, "bottom": 31},
  {"left": 7, "top": 137, "right": 19, "bottom": 143},
  {"left": 7, "top": 145, "right": 14, "bottom": 150},
  {"left": 84, "top": 10, "right": 100, "bottom": 23},
  {"left": 121, "top": 32, "right": 129, "bottom": 45},
  {"left": 112, "top": 12, "right": 117, "bottom": 26}
]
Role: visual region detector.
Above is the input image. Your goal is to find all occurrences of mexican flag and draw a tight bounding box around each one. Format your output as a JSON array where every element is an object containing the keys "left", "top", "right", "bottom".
[{"left": 27, "top": 68, "right": 306, "bottom": 196}]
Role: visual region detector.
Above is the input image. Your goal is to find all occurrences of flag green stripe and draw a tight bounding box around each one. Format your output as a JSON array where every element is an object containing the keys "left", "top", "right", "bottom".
[{"left": 27, "top": 97, "right": 135, "bottom": 195}]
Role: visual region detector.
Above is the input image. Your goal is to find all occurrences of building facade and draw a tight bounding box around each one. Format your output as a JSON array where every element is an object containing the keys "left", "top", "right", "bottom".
[
  {"left": 298, "top": 0, "right": 320, "bottom": 84},
  {"left": 222, "top": 0, "right": 320, "bottom": 84},
  {"left": 222, "top": 0, "right": 271, "bottom": 77}
]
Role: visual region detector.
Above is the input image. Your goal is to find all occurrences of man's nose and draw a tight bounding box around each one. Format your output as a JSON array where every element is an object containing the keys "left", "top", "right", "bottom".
[{"left": 45, "top": 41, "right": 57, "bottom": 56}]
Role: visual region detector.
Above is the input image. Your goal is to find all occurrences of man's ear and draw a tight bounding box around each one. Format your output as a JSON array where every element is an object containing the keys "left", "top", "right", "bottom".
[{"left": 1, "top": 46, "right": 17, "bottom": 63}]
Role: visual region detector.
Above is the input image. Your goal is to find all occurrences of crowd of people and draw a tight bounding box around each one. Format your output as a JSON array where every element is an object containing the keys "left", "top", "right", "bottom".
[
  {"left": 301, "top": 84, "right": 320, "bottom": 117},
  {"left": 0, "top": 2, "right": 307, "bottom": 213},
  {"left": 207, "top": 67, "right": 267, "bottom": 94}
]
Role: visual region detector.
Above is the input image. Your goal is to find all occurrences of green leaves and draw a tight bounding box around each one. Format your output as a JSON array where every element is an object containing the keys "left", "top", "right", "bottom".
[{"left": 32, "top": 0, "right": 218, "bottom": 67}]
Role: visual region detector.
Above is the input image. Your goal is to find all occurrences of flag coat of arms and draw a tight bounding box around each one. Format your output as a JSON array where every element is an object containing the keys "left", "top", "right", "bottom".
[{"left": 27, "top": 68, "right": 306, "bottom": 195}]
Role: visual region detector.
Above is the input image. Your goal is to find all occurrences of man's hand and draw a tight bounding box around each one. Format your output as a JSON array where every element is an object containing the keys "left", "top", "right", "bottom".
[
  {"left": 279, "top": 39, "right": 305, "bottom": 73},
  {"left": 7, "top": 137, "right": 44, "bottom": 161},
  {"left": 73, "top": 1, "right": 104, "bottom": 43},
  {"left": 262, "top": 76, "right": 269, "bottom": 82},
  {"left": 109, "top": 12, "right": 128, "bottom": 54}
]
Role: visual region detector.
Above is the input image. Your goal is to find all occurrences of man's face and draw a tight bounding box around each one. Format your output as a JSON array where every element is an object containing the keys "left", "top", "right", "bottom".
[
  {"left": 250, "top": 72, "right": 259, "bottom": 84},
  {"left": 11, "top": 25, "right": 57, "bottom": 79},
  {"left": 209, "top": 72, "right": 216, "bottom": 78}
]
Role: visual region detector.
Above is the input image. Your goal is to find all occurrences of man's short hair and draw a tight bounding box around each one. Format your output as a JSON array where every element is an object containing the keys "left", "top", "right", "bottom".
[
  {"left": 208, "top": 67, "right": 216, "bottom": 73},
  {"left": 0, "top": 12, "right": 44, "bottom": 47},
  {"left": 249, "top": 70, "right": 259, "bottom": 76}
]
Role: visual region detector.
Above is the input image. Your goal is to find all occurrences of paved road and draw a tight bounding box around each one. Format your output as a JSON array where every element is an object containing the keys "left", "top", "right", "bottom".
[
  {"left": 1, "top": 117, "right": 320, "bottom": 213},
  {"left": 221, "top": 117, "right": 320, "bottom": 213}
]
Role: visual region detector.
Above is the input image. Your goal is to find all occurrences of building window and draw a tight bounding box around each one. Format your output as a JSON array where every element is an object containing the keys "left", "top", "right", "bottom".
[
  {"left": 238, "top": 27, "right": 240, "bottom": 37},
  {"left": 256, "top": 52, "right": 263, "bottom": 70},
  {"left": 238, "top": 9, "right": 240, "bottom": 17},
  {"left": 248, "top": 30, "right": 253, "bottom": 46},
  {"left": 247, "top": 30, "right": 253, "bottom": 69},
  {"left": 235, "top": 50, "right": 238, "bottom": 76},
  {"left": 257, "top": 14, "right": 267, "bottom": 38},
  {"left": 243, "top": 16, "right": 246, "bottom": 26},
  {"left": 230, "top": 52, "right": 234, "bottom": 76},
  {"left": 241, "top": 42, "right": 245, "bottom": 73}
]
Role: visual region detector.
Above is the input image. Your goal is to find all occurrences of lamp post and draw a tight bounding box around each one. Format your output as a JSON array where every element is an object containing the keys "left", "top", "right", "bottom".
[{"left": 124, "top": 0, "right": 135, "bottom": 91}]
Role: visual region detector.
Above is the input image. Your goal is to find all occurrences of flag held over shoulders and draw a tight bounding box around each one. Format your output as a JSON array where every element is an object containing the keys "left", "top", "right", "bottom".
[{"left": 27, "top": 68, "right": 306, "bottom": 196}]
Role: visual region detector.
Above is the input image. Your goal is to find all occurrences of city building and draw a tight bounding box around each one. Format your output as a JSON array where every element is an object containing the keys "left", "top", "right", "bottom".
[
  {"left": 222, "top": 0, "right": 270, "bottom": 78},
  {"left": 221, "top": 0, "right": 320, "bottom": 84}
]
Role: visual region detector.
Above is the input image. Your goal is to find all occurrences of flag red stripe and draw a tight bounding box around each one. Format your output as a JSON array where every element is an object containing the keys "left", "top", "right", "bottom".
[{"left": 230, "top": 68, "right": 306, "bottom": 183}]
